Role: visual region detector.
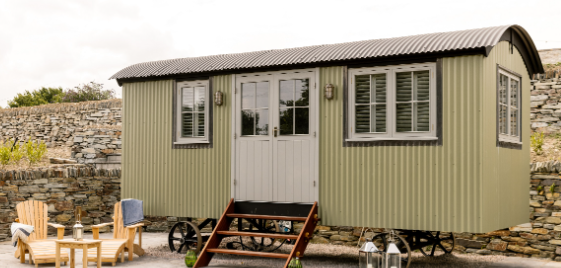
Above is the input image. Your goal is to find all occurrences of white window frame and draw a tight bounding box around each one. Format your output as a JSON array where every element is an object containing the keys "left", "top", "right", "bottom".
[
  {"left": 498, "top": 68, "right": 522, "bottom": 144},
  {"left": 175, "top": 80, "right": 210, "bottom": 144},
  {"left": 347, "top": 63, "right": 437, "bottom": 141}
]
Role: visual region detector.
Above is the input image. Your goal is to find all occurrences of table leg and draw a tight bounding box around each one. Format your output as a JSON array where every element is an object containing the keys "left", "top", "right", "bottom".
[
  {"left": 97, "top": 244, "right": 101, "bottom": 268},
  {"left": 55, "top": 243, "right": 60, "bottom": 268},
  {"left": 70, "top": 248, "right": 75, "bottom": 268},
  {"left": 83, "top": 245, "right": 88, "bottom": 268}
]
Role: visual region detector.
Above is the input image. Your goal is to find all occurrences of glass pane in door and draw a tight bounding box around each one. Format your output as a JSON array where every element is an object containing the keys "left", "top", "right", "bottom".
[
  {"left": 295, "top": 108, "right": 309, "bottom": 134},
  {"left": 242, "top": 110, "right": 255, "bottom": 136},
  {"left": 280, "top": 80, "right": 294, "bottom": 106},
  {"left": 256, "top": 109, "right": 269, "bottom": 135},
  {"left": 279, "top": 108, "right": 294, "bottom": 135},
  {"left": 241, "top": 81, "right": 270, "bottom": 136},
  {"left": 279, "top": 78, "right": 310, "bottom": 135},
  {"left": 295, "top": 79, "right": 309, "bottom": 106}
]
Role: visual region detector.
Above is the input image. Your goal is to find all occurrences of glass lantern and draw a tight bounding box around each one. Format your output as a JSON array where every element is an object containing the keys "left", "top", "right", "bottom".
[
  {"left": 383, "top": 242, "right": 401, "bottom": 268},
  {"left": 359, "top": 238, "right": 380, "bottom": 268},
  {"left": 73, "top": 221, "right": 83, "bottom": 241}
]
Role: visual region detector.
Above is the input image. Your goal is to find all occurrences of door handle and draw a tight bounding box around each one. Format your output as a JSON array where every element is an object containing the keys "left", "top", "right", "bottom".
[{"left": 273, "top": 127, "right": 278, "bottom": 137}]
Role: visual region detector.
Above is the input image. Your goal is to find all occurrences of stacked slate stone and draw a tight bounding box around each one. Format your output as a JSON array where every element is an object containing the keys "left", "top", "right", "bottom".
[
  {"left": 531, "top": 78, "right": 561, "bottom": 134},
  {"left": 0, "top": 100, "right": 121, "bottom": 147},
  {"left": 71, "top": 129, "right": 121, "bottom": 164},
  {"left": 0, "top": 166, "right": 121, "bottom": 241}
]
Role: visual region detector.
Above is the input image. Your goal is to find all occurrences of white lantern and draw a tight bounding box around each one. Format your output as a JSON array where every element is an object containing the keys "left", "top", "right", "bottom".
[
  {"left": 73, "top": 206, "right": 84, "bottom": 241},
  {"left": 73, "top": 221, "right": 83, "bottom": 241},
  {"left": 359, "top": 238, "right": 380, "bottom": 268},
  {"left": 383, "top": 242, "right": 401, "bottom": 268}
]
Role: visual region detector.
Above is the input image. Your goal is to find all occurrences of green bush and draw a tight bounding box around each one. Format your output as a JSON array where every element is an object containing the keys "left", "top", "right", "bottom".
[
  {"left": 8, "top": 87, "right": 64, "bottom": 108},
  {"left": 0, "top": 142, "right": 10, "bottom": 167},
  {"left": 531, "top": 132, "right": 545, "bottom": 155},
  {"left": 24, "top": 140, "right": 47, "bottom": 167},
  {"left": 62, "top": 82, "right": 115, "bottom": 103},
  {"left": 10, "top": 140, "right": 24, "bottom": 164},
  {"left": 7, "top": 82, "right": 116, "bottom": 108}
]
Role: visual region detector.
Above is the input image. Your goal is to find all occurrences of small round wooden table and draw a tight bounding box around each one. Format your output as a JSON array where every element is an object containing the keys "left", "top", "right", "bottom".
[{"left": 55, "top": 239, "right": 102, "bottom": 268}]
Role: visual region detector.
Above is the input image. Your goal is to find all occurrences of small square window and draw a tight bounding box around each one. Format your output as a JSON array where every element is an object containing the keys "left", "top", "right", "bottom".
[
  {"left": 175, "top": 80, "right": 210, "bottom": 145},
  {"left": 497, "top": 68, "right": 521, "bottom": 144}
]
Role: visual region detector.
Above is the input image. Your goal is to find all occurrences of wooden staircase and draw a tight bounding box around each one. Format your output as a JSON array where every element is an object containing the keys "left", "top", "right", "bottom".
[{"left": 194, "top": 199, "right": 319, "bottom": 268}]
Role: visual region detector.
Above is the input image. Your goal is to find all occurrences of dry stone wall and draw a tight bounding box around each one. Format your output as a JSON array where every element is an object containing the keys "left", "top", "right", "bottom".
[
  {"left": 0, "top": 166, "right": 121, "bottom": 240},
  {"left": 71, "top": 129, "right": 122, "bottom": 165},
  {"left": 0, "top": 99, "right": 121, "bottom": 147},
  {"left": 2, "top": 162, "right": 561, "bottom": 261},
  {"left": 531, "top": 78, "right": 561, "bottom": 134}
]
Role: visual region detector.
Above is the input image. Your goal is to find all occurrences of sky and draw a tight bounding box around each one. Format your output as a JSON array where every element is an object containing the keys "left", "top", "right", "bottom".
[{"left": 1, "top": 0, "right": 560, "bottom": 108}]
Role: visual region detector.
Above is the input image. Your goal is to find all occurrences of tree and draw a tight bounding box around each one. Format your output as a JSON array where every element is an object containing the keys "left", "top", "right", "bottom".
[
  {"left": 7, "top": 87, "right": 64, "bottom": 108},
  {"left": 62, "top": 81, "right": 115, "bottom": 103}
]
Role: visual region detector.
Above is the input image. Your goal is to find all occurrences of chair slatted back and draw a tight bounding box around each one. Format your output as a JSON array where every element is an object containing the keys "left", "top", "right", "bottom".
[
  {"left": 16, "top": 200, "right": 48, "bottom": 241},
  {"left": 112, "top": 201, "right": 137, "bottom": 240},
  {"left": 113, "top": 202, "right": 125, "bottom": 239}
]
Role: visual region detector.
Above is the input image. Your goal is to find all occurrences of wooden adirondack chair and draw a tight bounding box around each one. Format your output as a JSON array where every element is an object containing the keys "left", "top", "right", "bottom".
[
  {"left": 14, "top": 200, "right": 70, "bottom": 267},
  {"left": 90, "top": 201, "right": 144, "bottom": 265}
]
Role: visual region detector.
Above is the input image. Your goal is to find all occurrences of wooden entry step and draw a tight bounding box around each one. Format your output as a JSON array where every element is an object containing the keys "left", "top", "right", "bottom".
[
  {"left": 207, "top": 248, "right": 290, "bottom": 259},
  {"left": 225, "top": 213, "right": 308, "bottom": 222},
  {"left": 193, "top": 199, "right": 319, "bottom": 268},
  {"left": 216, "top": 230, "right": 299, "bottom": 240}
]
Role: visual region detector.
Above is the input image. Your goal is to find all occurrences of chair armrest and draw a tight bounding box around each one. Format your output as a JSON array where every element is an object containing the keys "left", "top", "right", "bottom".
[
  {"left": 47, "top": 222, "right": 65, "bottom": 229},
  {"left": 92, "top": 222, "right": 114, "bottom": 240},
  {"left": 47, "top": 222, "right": 65, "bottom": 240},
  {"left": 125, "top": 223, "right": 144, "bottom": 229},
  {"left": 92, "top": 222, "right": 114, "bottom": 228}
]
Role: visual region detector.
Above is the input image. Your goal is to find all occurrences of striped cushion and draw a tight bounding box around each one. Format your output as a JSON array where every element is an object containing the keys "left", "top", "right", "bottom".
[{"left": 11, "top": 223, "right": 34, "bottom": 247}]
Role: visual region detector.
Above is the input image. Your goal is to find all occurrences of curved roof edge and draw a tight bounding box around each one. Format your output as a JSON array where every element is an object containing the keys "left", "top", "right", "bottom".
[{"left": 110, "top": 25, "right": 544, "bottom": 84}]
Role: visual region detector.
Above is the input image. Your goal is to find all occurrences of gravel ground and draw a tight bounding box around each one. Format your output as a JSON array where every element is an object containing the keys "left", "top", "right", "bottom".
[{"left": 145, "top": 237, "right": 507, "bottom": 268}]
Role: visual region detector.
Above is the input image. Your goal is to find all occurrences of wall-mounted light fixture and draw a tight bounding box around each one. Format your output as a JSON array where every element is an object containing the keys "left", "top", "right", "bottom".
[
  {"left": 325, "top": 84, "right": 334, "bottom": 100},
  {"left": 214, "top": 91, "right": 224, "bottom": 106}
]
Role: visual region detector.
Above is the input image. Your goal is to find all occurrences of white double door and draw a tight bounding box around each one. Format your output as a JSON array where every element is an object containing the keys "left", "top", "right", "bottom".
[{"left": 234, "top": 69, "right": 317, "bottom": 203}]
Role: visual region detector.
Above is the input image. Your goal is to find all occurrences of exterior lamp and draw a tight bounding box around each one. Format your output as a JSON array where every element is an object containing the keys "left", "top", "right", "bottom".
[
  {"left": 359, "top": 238, "right": 380, "bottom": 268},
  {"left": 325, "top": 84, "right": 334, "bottom": 100},
  {"left": 383, "top": 241, "right": 401, "bottom": 268},
  {"left": 214, "top": 91, "right": 224, "bottom": 106},
  {"left": 73, "top": 206, "right": 84, "bottom": 241}
]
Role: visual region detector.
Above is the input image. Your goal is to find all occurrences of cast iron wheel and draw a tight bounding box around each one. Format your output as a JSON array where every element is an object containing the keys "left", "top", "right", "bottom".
[
  {"left": 419, "top": 231, "right": 455, "bottom": 257},
  {"left": 168, "top": 221, "right": 202, "bottom": 254},
  {"left": 239, "top": 219, "right": 284, "bottom": 252},
  {"left": 373, "top": 232, "right": 412, "bottom": 268}
]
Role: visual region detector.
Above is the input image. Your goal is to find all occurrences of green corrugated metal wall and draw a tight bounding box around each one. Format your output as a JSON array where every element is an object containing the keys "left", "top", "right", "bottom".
[
  {"left": 122, "top": 42, "right": 529, "bottom": 233},
  {"left": 318, "top": 62, "right": 484, "bottom": 233},
  {"left": 122, "top": 76, "right": 231, "bottom": 219},
  {"left": 481, "top": 41, "right": 530, "bottom": 231}
]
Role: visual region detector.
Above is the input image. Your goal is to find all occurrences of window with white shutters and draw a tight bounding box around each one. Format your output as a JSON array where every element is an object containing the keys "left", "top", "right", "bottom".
[
  {"left": 498, "top": 68, "right": 521, "bottom": 143},
  {"left": 175, "top": 80, "right": 209, "bottom": 144},
  {"left": 348, "top": 63, "right": 437, "bottom": 140}
]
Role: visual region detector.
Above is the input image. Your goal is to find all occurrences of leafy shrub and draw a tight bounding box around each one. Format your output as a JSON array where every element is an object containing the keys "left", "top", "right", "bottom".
[
  {"left": 24, "top": 140, "right": 47, "bottom": 167},
  {"left": 0, "top": 142, "right": 10, "bottom": 167},
  {"left": 7, "top": 82, "right": 116, "bottom": 108},
  {"left": 531, "top": 132, "right": 545, "bottom": 155},
  {"left": 8, "top": 87, "right": 64, "bottom": 108},
  {"left": 62, "top": 82, "right": 115, "bottom": 103},
  {"left": 10, "top": 141, "right": 24, "bottom": 164}
]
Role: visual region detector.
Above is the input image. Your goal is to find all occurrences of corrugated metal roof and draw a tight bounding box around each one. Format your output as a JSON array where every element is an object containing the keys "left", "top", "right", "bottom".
[{"left": 110, "top": 25, "right": 543, "bottom": 81}]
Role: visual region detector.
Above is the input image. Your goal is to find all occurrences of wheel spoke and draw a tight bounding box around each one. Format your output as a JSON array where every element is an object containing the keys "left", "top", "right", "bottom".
[
  {"left": 177, "top": 242, "right": 185, "bottom": 253},
  {"left": 170, "top": 237, "right": 181, "bottom": 241},
  {"left": 179, "top": 225, "right": 185, "bottom": 237},
  {"left": 437, "top": 241, "right": 448, "bottom": 252}
]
